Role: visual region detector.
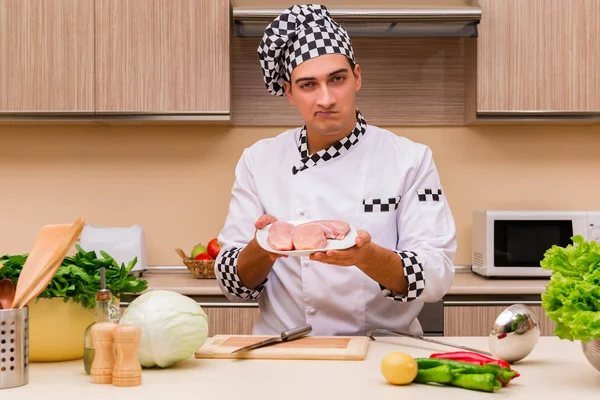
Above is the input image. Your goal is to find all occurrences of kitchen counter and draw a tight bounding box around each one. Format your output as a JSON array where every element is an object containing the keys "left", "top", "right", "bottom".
[
  {"left": 142, "top": 270, "right": 224, "bottom": 296},
  {"left": 140, "top": 267, "right": 550, "bottom": 297},
  {"left": 3, "top": 336, "right": 598, "bottom": 399},
  {"left": 446, "top": 269, "right": 549, "bottom": 296}
]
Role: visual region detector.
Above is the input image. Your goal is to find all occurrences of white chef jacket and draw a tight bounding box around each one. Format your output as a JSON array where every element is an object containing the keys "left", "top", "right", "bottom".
[{"left": 215, "top": 111, "right": 456, "bottom": 337}]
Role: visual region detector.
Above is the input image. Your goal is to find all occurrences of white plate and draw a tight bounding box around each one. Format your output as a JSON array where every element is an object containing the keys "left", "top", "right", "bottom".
[{"left": 255, "top": 219, "right": 358, "bottom": 257}]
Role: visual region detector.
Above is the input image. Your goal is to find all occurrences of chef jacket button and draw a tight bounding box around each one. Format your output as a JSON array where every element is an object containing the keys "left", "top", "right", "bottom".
[
  {"left": 307, "top": 308, "right": 317, "bottom": 315},
  {"left": 297, "top": 209, "right": 305, "bottom": 216},
  {"left": 302, "top": 259, "right": 309, "bottom": 267}
]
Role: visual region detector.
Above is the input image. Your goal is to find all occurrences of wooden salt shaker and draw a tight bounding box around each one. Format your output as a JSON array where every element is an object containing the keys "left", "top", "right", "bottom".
[
  {"left": 112, "top": 324, "right": 143, "bottom": 387},
  {"left": 90, "top": 322, "right": 117, "bottom": 384}
]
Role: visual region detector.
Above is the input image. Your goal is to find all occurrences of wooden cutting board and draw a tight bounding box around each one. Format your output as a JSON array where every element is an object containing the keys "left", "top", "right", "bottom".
[{"left": 195, "top": 335, "right": 369, "bottom": 360}]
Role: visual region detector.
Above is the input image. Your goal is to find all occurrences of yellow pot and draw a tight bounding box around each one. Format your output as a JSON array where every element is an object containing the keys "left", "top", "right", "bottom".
[{"left": 28, "top": 298, "right": 95, "bottom": 362}]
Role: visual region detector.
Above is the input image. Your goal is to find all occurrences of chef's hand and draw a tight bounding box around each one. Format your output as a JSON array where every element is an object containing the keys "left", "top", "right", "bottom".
[
  {"left": 309, "top": 230, "right": 372, "bottom": 266},
  {"left": 254, "top": 214, "right": 288, "bottom": 261}
]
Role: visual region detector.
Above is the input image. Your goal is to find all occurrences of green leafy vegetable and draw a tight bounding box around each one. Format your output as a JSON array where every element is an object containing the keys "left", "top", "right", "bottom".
[
  {"left": 0, "top": 244, "right": 148, "bottom": 309},
  {"left": 540, "top": 235, "right": 600, "bottom": 341},
  {"left": 120, "top": 290, "right": 209, "bottom": 368}
]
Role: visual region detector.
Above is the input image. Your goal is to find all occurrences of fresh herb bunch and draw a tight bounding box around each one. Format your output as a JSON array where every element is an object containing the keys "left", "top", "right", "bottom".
[
  {"left": 0, "top": 244, "right": 148, "bottom": 309},
  {"left": 540, "top": 235, "right": 600, "bottom": 341}
]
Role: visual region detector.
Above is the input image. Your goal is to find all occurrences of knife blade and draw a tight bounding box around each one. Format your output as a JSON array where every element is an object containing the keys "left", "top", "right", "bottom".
[
  {"left": 367, "top": 328, "right": 493, "bottom": 356},
  {"left": 231, "top": 324, "right": 312, "bottom": 353}
]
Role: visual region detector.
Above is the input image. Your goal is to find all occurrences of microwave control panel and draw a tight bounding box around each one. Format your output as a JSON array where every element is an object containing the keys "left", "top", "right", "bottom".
[{"left": 588, "top": 212, "right": 600, "bottom": 241}]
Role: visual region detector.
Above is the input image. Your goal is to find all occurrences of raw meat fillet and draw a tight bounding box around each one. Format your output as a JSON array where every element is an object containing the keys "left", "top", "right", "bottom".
[
  {"left": 298, "top": 220, "right": 350, "bottom": 240},
  {"left": 292, "top": 224, "right": 328, "bottom": 250},
  {"left": 267, "top": 221, "right": 295, "bottom": 250}
]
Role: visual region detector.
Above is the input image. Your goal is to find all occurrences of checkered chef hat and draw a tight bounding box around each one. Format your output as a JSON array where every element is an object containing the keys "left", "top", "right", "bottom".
[{"left": 257, "top": 4, "right": 356, "bottom": 96}]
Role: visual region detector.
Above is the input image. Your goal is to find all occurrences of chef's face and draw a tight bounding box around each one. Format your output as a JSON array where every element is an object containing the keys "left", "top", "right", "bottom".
[{"left": 283, "top": 54, "right": 362, "bottom": 136}]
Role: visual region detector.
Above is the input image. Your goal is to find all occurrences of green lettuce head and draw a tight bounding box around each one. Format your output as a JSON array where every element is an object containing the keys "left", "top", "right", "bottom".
[
  {"left": 541, "top": 235, "right": 600, "bottom": 341},
  {"left": 119, "top": 290, "right": 209, "bottom": 368}
]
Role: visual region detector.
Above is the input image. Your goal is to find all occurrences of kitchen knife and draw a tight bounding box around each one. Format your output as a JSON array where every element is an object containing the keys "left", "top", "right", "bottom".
[
  {"left": 231, "top": 324, "right": 312, "bottom": 353},
  {"left": 367, "top": 328, "right": 494, "bottom": 356}
]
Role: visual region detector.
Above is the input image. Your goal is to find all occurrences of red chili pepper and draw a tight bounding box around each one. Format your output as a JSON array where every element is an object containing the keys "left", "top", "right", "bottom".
[{"left": 429, "top": 351, "right": 511, "bottom": 369}]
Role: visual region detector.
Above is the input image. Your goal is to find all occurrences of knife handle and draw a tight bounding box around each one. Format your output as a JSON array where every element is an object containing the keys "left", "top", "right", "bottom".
[{"left": 281, "top": 324, "right": 312, "bottom": 341}]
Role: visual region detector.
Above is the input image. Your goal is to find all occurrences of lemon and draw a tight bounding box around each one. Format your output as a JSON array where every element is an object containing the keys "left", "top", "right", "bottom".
[{"left": 380, "top": 352, "right": 418, "bottom": 385}]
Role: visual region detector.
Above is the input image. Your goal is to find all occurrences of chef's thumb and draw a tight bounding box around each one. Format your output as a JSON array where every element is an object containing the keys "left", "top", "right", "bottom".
[
  {"left": 356, "top": 230, "right": 371, "bottom": 247},
  {"left": 255, "top": 214, "right": 278, "bottom": 229}
]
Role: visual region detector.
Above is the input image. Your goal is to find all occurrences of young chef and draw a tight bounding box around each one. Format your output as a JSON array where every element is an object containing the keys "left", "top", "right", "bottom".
[{"left": 215, "top": 4, "right": 456, "bottom": 337}]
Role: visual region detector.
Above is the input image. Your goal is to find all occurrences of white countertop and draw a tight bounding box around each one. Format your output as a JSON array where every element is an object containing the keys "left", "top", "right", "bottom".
[{"left": 3, "top": 336, "right": 598, "bottom": 399}]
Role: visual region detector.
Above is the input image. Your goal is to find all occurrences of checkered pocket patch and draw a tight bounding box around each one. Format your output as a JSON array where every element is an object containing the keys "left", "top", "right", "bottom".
[
  {"left": 417, "top": 189, "right": 443, "bottom": 202},
  {"left": 363, "top": 196, "right": 401, "bottom": 212}
]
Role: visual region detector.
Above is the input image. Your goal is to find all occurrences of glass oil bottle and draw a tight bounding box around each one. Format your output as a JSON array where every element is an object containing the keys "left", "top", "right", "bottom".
[{"left": 83, "top": 266, "right": 120, "bottom": 375}]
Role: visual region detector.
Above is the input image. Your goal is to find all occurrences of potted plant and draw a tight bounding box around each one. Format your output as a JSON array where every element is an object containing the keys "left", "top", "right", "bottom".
[
  {"left": 0, "top": 245, "right": 148, "bottom": 362},
  {"left": 540, "top": 235, "right": 600, "bottom": 372}
]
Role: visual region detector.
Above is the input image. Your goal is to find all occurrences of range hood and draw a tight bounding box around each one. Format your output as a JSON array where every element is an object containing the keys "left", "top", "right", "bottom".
[{"left": 232, "top": 1, "right": 482, "bottom": 38}]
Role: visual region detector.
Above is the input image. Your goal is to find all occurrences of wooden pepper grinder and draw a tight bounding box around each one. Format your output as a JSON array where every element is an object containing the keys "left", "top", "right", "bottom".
[
  {"left": 112, "top": 324, "right": 143, "bottom": 387},
  {"left": 90, "top": 322, "right": 117, "bottom": 384}
]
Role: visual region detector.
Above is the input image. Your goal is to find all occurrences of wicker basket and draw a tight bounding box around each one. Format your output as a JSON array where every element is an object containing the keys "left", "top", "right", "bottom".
[{"left": 175, "top": 248, "right": 216, "bottom": 279}]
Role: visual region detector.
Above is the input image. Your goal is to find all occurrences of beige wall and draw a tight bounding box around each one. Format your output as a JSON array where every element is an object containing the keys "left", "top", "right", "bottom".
[{"left": 1, "top": 121, "right": 600, "bottom": 266}]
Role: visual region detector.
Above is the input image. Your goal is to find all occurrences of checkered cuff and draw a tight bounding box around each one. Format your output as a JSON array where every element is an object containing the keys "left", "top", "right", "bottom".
[
  {"left": 216, "top": 247, "right": 266, "bottom": 300},
  {"left": 380, "top": 251, "right": 425, "bottom": 302}
]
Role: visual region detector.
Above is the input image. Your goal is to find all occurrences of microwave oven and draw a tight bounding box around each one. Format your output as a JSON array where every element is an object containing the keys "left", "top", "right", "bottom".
[{"left": 471, "top": 210, "right": 600, "bottom": 278}]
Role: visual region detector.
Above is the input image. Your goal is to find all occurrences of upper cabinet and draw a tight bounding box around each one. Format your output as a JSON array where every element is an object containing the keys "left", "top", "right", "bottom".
[
  {"left": 476, "top": 0, "right": 600, "bottom": 115},
  {"left": 0, "top": 0, "right": 229, "bottom": 120},
  {"left": 1, "top": 0, "right": 597, "bottom": 123},
  {"left": 0, "top": 0, "right": 94, "bottom": 113},
  {"left": 95, "top": 0, "right": 230, "bottom": 116}
]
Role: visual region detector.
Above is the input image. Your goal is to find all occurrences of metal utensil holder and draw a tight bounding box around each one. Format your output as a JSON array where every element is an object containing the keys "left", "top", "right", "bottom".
[{"left": 0, "top": 307, "right": 28, "bottom": 389}]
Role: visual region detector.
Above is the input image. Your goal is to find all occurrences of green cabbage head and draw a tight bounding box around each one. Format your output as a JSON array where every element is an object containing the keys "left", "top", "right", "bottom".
[{"left": 120, "top": 289, "right": 209, "bottom": 368}]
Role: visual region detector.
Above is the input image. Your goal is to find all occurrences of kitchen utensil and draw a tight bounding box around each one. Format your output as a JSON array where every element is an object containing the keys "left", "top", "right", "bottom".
[
  {"left": 90, "top": 322, "right": 117, "bottom": 384},
  {"left": 0, "top": 279, "right": 16, "bottom": 310},
  {"left": 0, "top": 307, "right": 28, "bottom": 389},
  {"left": 581, "top": 338, "right": 600, "bottom": 372},
  {"left": 367, "top": 328, "right": 493, "bottom": 356},
  {"left": 112, "top": 324, "right": 143, "bottom": 387},
  {"left": 489, "top": 304, "right": 540, "bottom": 363},
  {"left": 255, "top": 220, "right": 358, "bottom": 257},
  {"left": 11, "top": 217, "right": 85, "bottom": 309},
  {"left": 195, "top": 334, "right": 369, "bottom": 360},
  {"left": 231, "top": 324, "right": 312, "bottom": 353}
]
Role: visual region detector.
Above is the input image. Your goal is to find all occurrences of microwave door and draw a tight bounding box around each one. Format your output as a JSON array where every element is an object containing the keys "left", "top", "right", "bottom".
[{"left": 494, "top": 220, "right": 573, "bottom": 268}]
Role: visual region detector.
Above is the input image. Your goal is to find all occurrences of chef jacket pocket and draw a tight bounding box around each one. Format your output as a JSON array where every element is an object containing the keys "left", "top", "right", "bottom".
[{"left": 361, "top": 197, "right": 401, "bottom": 241}]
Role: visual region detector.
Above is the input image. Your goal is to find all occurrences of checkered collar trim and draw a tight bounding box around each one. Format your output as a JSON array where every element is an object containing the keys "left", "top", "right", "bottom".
[{"left": 292, "top": 110, "right": 367, "bottom": 175}]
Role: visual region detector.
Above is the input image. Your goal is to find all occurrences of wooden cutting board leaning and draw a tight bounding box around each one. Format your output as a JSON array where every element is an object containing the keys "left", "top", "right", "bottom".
[{"left": 195, "top": 335, "right": 370, "bottom": 360}]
